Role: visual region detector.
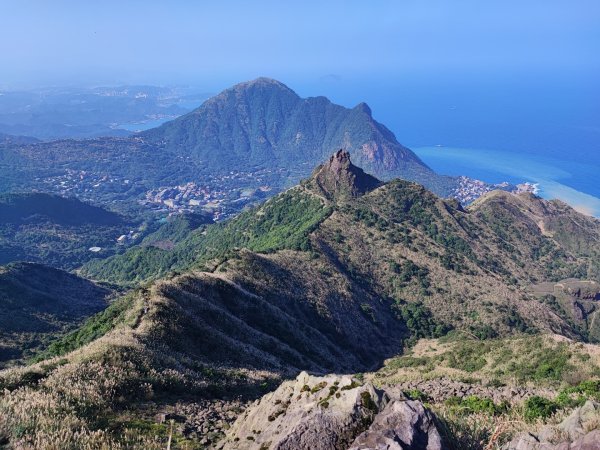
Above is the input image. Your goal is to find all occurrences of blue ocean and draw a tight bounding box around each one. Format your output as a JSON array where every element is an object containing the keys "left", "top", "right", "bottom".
[{"left": 296, "top": 74, "right": 600, "bottom": 216}]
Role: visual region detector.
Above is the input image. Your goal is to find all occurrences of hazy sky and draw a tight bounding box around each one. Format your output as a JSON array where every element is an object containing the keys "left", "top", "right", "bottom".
[{"left": 2, "top": 0, "right": 599, "bottom": 90}]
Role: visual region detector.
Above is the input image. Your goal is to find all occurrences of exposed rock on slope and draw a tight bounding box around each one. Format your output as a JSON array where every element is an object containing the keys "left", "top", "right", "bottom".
[
  {"left": 142, "top": 77, "right": 452, "bottom": 194},
  {"left": 221, "top": 371, "right": 446, "bottom": 450},
  {"left": 505, "top": 401, "right": 600, "bottom": 450},
  {"left": 308, "top": 149, "right": 382, "bottom": 201}
]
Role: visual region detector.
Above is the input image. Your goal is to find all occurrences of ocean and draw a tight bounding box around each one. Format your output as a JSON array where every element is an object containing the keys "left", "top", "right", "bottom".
[
  {"left": 413, "top": 146, "right": 600, "bottom": 216},
  {"left": 296, "top": 73, "right": 600, "bottom": 216}
]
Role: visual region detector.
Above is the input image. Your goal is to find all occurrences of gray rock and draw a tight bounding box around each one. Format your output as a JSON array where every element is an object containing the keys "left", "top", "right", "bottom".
[
  {"left": 348, "top": 399, "right": 446, "bottom": 450},
  {"left": 504, "top": 401, "right": 600, "bottom": 450},
  {"left": 220, "top": 372, "right": 447, "bottom": 450}
]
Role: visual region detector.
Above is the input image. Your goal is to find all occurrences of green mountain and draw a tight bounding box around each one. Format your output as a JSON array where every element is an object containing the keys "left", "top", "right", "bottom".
[
  {"left": 0, "top": 79, "right": 456, "bottom": 217},
  {"left": 2, "top": 152, "right": 600, "bottom": 448},
  {"left": 83, "top": 151, "right": 600, "bottom": 341},
  {"left": 0, "top": 192, "right": 131, "bottom": 269},
  {"left": 0, "top": 262, "right": 110, "bottom": 368},
  {"left": 143, "top": 78, "right": 451, "bottom": 193}
]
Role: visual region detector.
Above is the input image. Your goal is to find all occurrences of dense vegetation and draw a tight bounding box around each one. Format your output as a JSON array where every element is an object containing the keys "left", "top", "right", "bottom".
[
  {"left": 0, "top": 192, "right": 133, "bottom": 269},
  {"left": 82, "top": 188, "right": 331, "bottom": 283}
]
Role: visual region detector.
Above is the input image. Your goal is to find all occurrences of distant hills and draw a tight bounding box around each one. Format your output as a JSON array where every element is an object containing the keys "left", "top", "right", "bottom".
[
  {"left": 0, "top": 78, "right": 457, "bottom": 218},
  {"left": 0, "top": 85, "right": 209, "bottom": 139},
  {"left": 0, "top": 262, "right": 110, "bottom": 367},
  {"left": 84, "top": 151, "right": 600, "bottom": 341},
  {"left": 143, "top": 77, "right": 452, "bottom": 193},
  {"left": 0, "top": 193, "right": 131, "bottom": 269}
]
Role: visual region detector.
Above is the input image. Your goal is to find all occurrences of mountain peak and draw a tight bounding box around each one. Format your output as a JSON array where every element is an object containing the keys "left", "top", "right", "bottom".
[
  {"left": 353, "top": 102, "right": 372, "bottom": 116},
  {"left": 308, "top": 149, "right": 382, "bottom": 201},
  {"left": 231, "top": 77, "right": 296, "bottom": 94}
]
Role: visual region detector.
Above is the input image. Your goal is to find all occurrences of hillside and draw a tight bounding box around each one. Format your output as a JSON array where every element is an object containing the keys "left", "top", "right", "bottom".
[
  {"left": 2, "top": 152, "right": 600, "bottom": 448},
  {"left": 0, "top": 262, "right": 110, "bottom": 367},
  {"left": 142, "top": 78, "right": 451, "bottom": 193},
  {"left": 0, "top": 78, "right": 456, "bottom": 218},
  {"left": 83, "top": 151, "right": 600, "bottom": 339},
  {"left": 0, "top": 192, "right": 132, "bottom": 269}
]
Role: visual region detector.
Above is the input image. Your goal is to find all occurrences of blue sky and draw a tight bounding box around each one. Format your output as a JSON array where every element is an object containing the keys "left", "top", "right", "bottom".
[{"left": 2, "top": 0, "right": 599, "bottom": 89}]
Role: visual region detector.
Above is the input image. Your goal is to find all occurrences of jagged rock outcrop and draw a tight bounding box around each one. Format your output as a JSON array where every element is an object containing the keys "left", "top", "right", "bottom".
[
  {"left": 308, "top": 149, "right": 382, "bottom": 201},
  {"left": 348, "top": 399, "right": 445, "bottom": 450},
  {"left": 504, "top": 401, "right": 600, "bottom": 450},
  {"left": 220, "top": 372, "right": 446, "bottom": 450}
]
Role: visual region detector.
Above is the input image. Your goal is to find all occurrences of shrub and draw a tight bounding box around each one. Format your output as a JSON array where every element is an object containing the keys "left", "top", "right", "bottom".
[
  {"left": 444, "top": 395, "right": 507, "bottom": 416},
  {"left": 404, "top": 389, "right": 429, "bottom": 402},
  {"left": 523, "top": 396, "right": 557, "bottom": 421}
]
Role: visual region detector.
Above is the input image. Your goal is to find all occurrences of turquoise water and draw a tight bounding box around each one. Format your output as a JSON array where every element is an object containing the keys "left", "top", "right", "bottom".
[{"left": 413, "top": 146, "right": 600, "bottom": 217}]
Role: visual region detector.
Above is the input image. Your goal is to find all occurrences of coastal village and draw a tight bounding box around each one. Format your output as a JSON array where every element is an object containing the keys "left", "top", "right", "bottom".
[{"left": 452, "top": 176, "right": 538, "bottom": 204}]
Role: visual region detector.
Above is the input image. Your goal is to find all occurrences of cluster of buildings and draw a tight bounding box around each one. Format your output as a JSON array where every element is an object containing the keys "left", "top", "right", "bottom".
[
  {"left": 35, "top": 169, "right": 132, "bottom": 200},
  {"left": 141, "top": 176, "right": 273, "bottom": 221},
  {"left": 452, "top": 176, "right": 537, "bottom": 205}
]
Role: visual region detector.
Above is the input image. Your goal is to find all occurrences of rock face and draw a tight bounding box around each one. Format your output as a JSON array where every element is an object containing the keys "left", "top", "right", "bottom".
[
  {"left": 309, "top": 149, "right": 382, "bottom": 201},
  {"left": 349, "top": 400, "right": 444, "bottom": 450},
  {"left": 504, "top": 401, "right": 600, "bottom": 450},
  {"left": 220, "top": 372, "right": 446, "bottom": 450},
  {"left": 396, "top": 378, "right": 554, "bottom": 405}
]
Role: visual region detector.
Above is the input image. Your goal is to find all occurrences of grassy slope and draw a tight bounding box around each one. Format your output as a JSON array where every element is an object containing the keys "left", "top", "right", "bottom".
[
  {"left": 82, "top": 187, "right": 332, "bottom": 284},
  {"left": 2, "top": 160, "right": 600, "bottom": 447},
  {"left": 0, "top": 262, "right": 110, "bottom": 367}
]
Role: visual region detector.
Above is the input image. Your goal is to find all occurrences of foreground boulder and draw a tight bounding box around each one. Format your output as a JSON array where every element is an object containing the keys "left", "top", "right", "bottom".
[
  {"left": 505, "top": 401, "right": 600, "bottom": 450},
  {"left": 349, "top": 399, "right": 445, "bottom": 450},
  {"left": 219, "top": 371, "right": 446, "bottom": 450}
]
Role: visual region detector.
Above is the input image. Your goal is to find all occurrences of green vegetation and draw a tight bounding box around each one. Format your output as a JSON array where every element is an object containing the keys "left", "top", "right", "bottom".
[
  {"left": 394, "top": 301, "right": 451, "bottom": 345},
  {"left": 360, "top": 391, "right": 378, "bottom": 413},
  {"left": 83, "top": 189, "right": 331, "bottom": 284},
  {"left": 523, "top": 396, "right": 558, "bottom": 421},
  {"left": 519, "top": 379, "right": 600, "bottom": 422},
  {"left": 30, "top": 294, "right": 136, "bottom": 363},
  {"left": 445, "top": 395, "right": 508, "bottom": 416},
  {"left": 0, "top": 193, "right": 132, "bottom": 270},
  {"left": 403, "top": 388, "right": 429, "bottom": 402}
]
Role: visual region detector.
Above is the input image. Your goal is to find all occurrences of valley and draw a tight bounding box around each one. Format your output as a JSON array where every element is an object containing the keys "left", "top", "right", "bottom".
[{"left": 1, "top": 150, "right": 600, "bottom": 449}]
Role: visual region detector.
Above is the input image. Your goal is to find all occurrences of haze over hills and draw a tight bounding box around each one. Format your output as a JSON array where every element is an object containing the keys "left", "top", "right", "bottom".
[
  {"left": 0, "top": 78, "right": 462, "bottom": 222},
  {"left": 0, "top": 85, "right": 210, "bottom": 139},
  {"left": 1, "top": 152, "right": 600, "bottom": 448}
]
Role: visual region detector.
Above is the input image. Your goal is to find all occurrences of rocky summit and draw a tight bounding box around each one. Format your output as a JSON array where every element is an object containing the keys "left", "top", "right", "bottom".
[{"left": 308, "top": 149, "right": 382, "bottom": 201}]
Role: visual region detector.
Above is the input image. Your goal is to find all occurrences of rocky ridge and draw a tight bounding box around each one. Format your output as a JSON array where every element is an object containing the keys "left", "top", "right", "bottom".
[{"left": 308, "top": 149, "right": 382, "bottom": 201}]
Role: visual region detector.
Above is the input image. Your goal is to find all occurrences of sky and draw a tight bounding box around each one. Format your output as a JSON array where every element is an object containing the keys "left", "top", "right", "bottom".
[{"left": 1, "top": 0, "right": 599, "bottom": 90}]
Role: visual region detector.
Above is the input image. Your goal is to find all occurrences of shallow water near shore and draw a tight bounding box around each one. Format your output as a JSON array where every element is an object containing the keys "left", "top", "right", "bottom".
[{"left": 413, "top": 146, "right": 600, "bottom": 217}]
